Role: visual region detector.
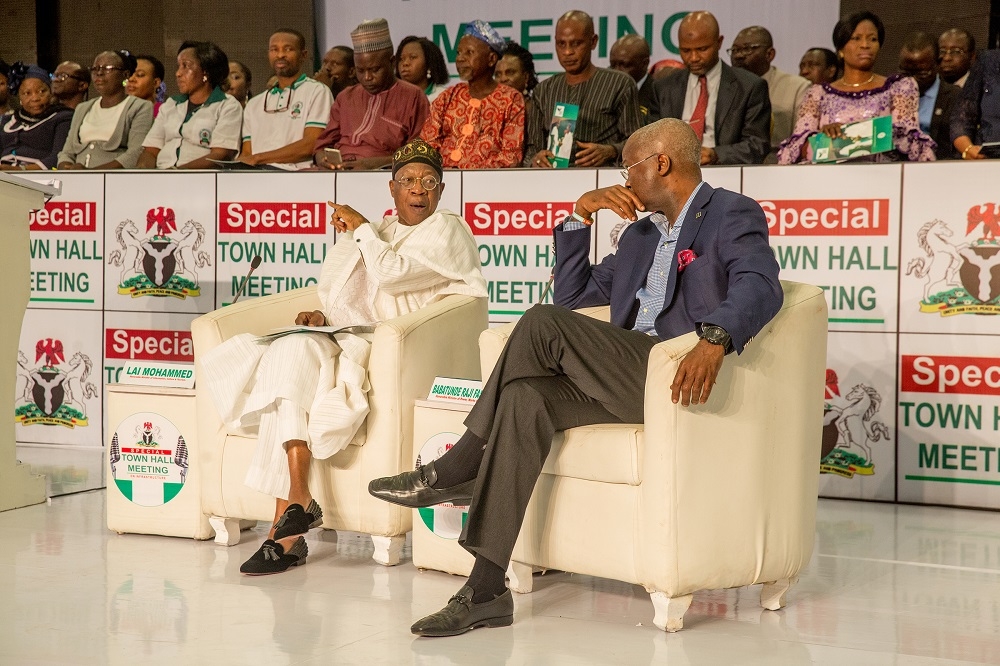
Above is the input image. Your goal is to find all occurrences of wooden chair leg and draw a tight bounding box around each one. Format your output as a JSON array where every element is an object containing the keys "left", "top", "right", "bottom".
[
  {"left": 650, "top": 592, "right": 693, "bottom": 632},
  {"left": 371, "top": 535, "right": 405, "bottom": 566},
  {"left": 760, "top": 577, "right": 797, "bottom": 611}
]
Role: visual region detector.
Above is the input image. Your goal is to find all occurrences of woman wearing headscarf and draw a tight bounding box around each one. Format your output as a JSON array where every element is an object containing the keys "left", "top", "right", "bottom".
[
  {"left": 57, "top": 50, "right": 153, "bottom": 169},
  {"left": 0, "top": 64, "right": 73, "bottom": 170},
  {"left": 419, "top": 20, "right": 525, "bottom": 169}
]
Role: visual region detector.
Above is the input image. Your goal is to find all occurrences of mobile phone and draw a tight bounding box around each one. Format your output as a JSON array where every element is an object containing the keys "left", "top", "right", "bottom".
[{"left": 323, "top": 148, "right": 343, "bottom": 166}]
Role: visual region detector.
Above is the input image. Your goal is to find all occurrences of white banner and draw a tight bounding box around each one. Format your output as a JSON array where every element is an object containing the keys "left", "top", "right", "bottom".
[
  {"left": 216, "top": 172, "right": 336, "bottom": 307},
  {"left": 317, "top": 1, "right": 839, "bottom": 78}
]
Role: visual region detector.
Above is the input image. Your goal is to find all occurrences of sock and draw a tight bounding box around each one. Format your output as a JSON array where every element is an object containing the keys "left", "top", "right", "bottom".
[
  {"left": 429, "top": 430, "right": 486, "bottom": 488},
  {"left": 467, "top": 554, "right": 507, "bottom": 603}
]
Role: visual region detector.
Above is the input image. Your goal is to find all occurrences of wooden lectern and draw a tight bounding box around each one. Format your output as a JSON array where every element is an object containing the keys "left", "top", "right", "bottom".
[{"left": 0, "top": 173, "right": 60, "bottom": 511}]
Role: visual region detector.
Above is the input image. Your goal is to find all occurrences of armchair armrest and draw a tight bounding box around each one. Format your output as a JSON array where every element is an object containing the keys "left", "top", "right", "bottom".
[{"left": 190, "top": 287, "right": 322, "bottom": 356}]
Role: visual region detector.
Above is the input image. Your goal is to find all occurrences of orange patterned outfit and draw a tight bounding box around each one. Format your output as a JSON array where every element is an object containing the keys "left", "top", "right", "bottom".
[{"left": 420, "top": 82, "right": 525, "bottom": 169}]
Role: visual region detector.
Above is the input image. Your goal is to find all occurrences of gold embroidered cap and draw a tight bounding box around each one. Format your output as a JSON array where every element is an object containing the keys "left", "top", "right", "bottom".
[{"left": 392, "top": 139, "right": 443, "bottom": 178}]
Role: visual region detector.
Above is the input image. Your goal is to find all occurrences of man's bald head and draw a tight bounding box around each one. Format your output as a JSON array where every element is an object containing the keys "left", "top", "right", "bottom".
[
  {"left": 678, "top": 11, "right": 723, "bottom": 76},
  {"left": 557, "top": 10, "right": 595, "bottom": 37},
  {"left": 735, "top": 26, "right": 773, "bottom": 48},
  {"left": 610, "top": 34, "right": 651, "bottom": 82},
  {"left": 622, "top": 119, "right": 702, "bottom": 214}
]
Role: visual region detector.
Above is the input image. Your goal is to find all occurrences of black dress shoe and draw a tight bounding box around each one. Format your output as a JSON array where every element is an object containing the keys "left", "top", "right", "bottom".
[
  {"left": 368, "top": 461, "right": 475, "bottom": 508},
  {"left": 411, "top": 585, "right": 514, "bottom": 637},
  {"left": 240, "top": 538, "right": 308, "bottom": 575},
  {"left": 273, "top": 499, "right": 324, "bottom": 540}
]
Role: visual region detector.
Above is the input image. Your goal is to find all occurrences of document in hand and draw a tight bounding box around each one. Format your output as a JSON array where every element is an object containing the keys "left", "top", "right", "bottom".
[
  {"left": 255, "top": 324, "right": 377, "bottom": 342},
  {"left": 548, "top": 102, "right": 579, "bottom": 168},
  {"left": 809, "top": 115, "right": 892, "bottom": 163}
]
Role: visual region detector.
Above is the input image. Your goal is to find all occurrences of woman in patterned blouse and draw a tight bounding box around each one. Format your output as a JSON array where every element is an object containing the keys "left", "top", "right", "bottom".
[
  {"left": 778, "top": 11, "right": 935, "bottom": 164},
  {"left": 419, "top": 20, "right": 525, "bottom": 169}
]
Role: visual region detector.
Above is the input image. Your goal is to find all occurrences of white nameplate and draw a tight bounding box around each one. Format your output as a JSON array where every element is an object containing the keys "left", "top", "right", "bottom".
[
  {"left": 427, "top": 377, "right": 483, "bottom": 405},
  {"left": 120, "top": 361, "right": 196, "bottom": 389}
]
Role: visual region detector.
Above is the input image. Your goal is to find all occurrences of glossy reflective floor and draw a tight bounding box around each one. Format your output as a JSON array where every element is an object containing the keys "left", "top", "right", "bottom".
[{"left": 2, "top": 492, "right": 999, "bottom": 665}]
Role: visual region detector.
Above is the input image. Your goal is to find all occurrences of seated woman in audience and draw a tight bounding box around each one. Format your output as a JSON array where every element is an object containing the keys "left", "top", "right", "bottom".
[
  {"left": 951, "top": 49, "right": 1000, "bottom": 160},
  {"left": 201, "top": 140, "right": 486, "bottom": 575},
  {"left": 0, "top": 60, "right": 12, "bottom": 116},
  {"left": 495, "top": 41, "right": 538, "bottom": 116},
  {"left": 225, "top": 60, "right": 252, "bottom": 107},
  {"left": 0, "top": 64, "right": 73, "bottom": 170},
  {"left": 127, "top": 55, "right": 165, "bottom": 116},
  {"left": 57, "top": 50, "right": 153, "bottom": 169},
  {"left": 396, "top": 36, "right": 451, "bottom": 102},
  {"left": 420, "top": 20, "right": 524, "bottom": 169},
  {"left": 138, "top": 41, "right": 242, "bottom": 169},
  {"left": 778, "top": 12, "right": 935, "bottom": 164}
]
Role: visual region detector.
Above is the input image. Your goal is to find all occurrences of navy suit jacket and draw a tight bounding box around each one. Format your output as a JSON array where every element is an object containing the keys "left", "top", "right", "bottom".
[{"left": 553, "top": 184, "right": 782, "bottom": 354}]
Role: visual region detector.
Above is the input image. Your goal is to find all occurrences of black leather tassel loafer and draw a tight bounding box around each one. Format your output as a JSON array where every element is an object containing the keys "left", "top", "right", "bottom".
[{"left": 368, "top": 461, "right": 475, "bottom": 508}]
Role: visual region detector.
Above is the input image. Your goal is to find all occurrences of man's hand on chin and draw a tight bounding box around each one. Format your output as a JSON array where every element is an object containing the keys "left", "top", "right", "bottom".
[
  {"left": 670, "top": 339, "right": 725, "bottom": 406},
  {"left": 574, "top": 185, "right": 646, "bottom": 222}
]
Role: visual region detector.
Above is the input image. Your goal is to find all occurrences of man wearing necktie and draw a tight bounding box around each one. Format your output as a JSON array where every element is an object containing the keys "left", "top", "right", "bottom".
[{"left": 647, "top": 11, "right": 771, "bottom": 165}]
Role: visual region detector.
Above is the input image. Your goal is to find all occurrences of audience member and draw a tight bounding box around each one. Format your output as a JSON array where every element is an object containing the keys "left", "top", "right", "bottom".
[
  {"left": 396, "top": 36, "right": 451, "bottom": 102},
  {"left": 127, "top": 55, "right": 165, "bottom": 116},
  {"left": 201, "top": 139, "right": 486, "bottom": 576},
  {"left": 939, "top": 28, "right": 976, "bottom": 87},
  {"left": 368, "top": 118, "right": 783, "bottom": 637},
  {"left": 649, "top": 11, "right": 771, "bottom": 165},
  {"left": 420, "top": 20, "right": 524, "bottom": 169},
  {"left": 0, "top": 64, "right": 73, "bottom": 170},
  {"left": 525, "top": 11, "right": 641, "bottom": 168},
  {"left": 494, "top": 42, "right": 538, "bottom": 100},
  {"left": 138, "top": 41, "right": 243, "bottom": 169},
  {"left": 314, "top": 19, "right": 429, "bottom": 170},
  {"left": 898, "top": 32, "right": 959, "bottom": 160},
  {"left": 240, "top": 29, "right": 333, "bottom": 170},
  {"left": 951, "top": 49, "right": 1000, "bottom": 160},
  {"left": 799, "top": 48, "right": 838, "bottom": 85},
  {"left": 319, "top": 46, "right": 357, "bottom": 98},
  {"left": 0, "top": 61, "right": 11, "bottom": 116},
  {"left": 651, "top": 59, "right": 686, "bottom": 79},
  {"left": 50, "top": 61, "right": 90, "bottom": 110},
  {"left": 225, "top": 60, "right": 252, "bottom": 107},
  {"left": 609, "top": 34, "right": 654, "bottom": 114},
  {"left": 778, "top": 12, "right": 935, "bottom": 164},
  {"left": 730, "top": 26, "right": 810, "bottom": 161},
  {"left": 57, "top": 50, "right": 153, "bottom": 169}
]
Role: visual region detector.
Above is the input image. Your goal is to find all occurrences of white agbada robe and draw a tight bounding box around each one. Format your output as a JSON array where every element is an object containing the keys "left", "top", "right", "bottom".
[{"left": 201, "top": 209, "right": 487, "bottom": 498}]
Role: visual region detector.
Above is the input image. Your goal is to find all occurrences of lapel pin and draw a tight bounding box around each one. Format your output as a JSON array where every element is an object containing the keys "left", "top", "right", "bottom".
[{"left": 695, "top": 212, "right": 702, "bottom": 218}]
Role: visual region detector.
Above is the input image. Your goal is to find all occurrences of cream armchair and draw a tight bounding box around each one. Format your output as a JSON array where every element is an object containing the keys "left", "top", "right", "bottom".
[
  {"left": 478, "top": 281, "right": 827, "bottom": 631},
  {"left": 191, "top": 288, "right": 487, "bottom": 565}
]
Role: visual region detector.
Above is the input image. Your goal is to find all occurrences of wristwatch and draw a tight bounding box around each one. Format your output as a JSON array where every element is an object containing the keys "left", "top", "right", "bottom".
[{"left": 700, "top": 324, "right": 731, "bottom": 350}]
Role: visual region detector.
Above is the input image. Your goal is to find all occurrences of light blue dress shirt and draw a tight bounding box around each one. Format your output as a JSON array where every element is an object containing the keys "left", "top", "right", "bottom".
[{"left": 918, "top": 76, "right": 940, "bottom": 133}]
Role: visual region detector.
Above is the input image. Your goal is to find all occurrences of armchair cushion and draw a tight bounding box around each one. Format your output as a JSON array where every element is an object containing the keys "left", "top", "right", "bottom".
[{"left": 544, "top": 425, "right": 643, "bottom": 486}]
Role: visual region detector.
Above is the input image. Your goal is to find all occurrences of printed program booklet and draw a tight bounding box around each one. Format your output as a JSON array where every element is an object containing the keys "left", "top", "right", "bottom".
[
  {"left": 809, "top": 115, "right": 892, "bottom": 163},
  {"left": 547, "top": 102, "right": 579, "bottom": 168},
  {"left": 255, "top": 324, "right": 376, "bottom": 342}
]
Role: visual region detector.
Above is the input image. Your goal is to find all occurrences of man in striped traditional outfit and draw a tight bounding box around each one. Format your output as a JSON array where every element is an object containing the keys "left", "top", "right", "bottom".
[{"left": 202, "top": 139, "right": 486, "bottom": 574}]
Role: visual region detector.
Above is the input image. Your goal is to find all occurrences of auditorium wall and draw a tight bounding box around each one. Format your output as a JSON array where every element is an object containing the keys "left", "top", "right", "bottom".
[{"left": 14, "top": 163, "right": 1000, "bottom": 510}]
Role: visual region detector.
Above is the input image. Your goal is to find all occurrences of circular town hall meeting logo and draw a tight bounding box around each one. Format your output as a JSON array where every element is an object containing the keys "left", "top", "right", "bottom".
[
  {"left": 110, "top": 412, "right": 189, "bottom": 507},
  {"left": 415, "top": 432, "right": 468, "bottom": 539}
]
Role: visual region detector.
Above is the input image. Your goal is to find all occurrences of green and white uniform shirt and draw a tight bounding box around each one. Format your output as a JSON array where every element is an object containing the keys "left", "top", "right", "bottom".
[
  {"left": 142, "top": 86, "right": 243, "bottom": 168},
  {"left": 242, "top": 74, "right": 333, "bottom": 170}
]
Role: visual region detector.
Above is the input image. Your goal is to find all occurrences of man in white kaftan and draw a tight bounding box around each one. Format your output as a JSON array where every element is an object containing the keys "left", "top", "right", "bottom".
[{"left": 201, "top": 139, "right": 487, "bottom": 574}]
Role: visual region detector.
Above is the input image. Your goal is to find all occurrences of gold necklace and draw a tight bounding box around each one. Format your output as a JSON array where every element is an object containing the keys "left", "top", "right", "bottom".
[{"left": 840, "top": 73, "right": 876, "bottom": 88}]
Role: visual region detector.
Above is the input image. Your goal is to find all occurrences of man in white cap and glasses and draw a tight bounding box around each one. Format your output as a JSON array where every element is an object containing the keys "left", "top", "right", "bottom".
[
  {"left": 240, "top": 28, "right": 333, "bottom": 169},
  {"left": 314, "top": 18, "right": 430, "bottom": 170}
]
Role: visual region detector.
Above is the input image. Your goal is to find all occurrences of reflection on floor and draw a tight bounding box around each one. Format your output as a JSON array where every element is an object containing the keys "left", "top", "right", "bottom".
[
  {"left": 2, "top": 492, "right": 999, "bottom": 665},
  {"left": 16, "top": 443, "right": 104, "bottom": 497}
]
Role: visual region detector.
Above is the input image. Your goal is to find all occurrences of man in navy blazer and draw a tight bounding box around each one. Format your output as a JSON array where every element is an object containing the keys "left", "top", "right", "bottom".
[
  {"left": 647, "top": 11, "right": 771, "bottom": 165},
  {"left": 369, "top": 118, "right": 782, "bottom": 637}
]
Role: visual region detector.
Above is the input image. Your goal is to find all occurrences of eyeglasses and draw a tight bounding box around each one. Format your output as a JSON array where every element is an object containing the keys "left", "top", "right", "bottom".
[
  {"left": 394, "top": 175, "right": 440, "bottom": 191},
  {"left": 900, "top": 68, "right": 936, "bottom": 78},
  {"left": 263, "top": 86, "right": 294, "bottom": 113},
  {"left": 726, "top": 44, "right": 765, "bottom": 57},
  {"left": 620, "top": 153, "right": 659, "bottom": 181},
  {"left": 90, "top": 65, "right": 125, "bottom": 76},
  {"left": 51, "top": 73, "right": 86, "bottom": 82},
  {"left": 939, "top": 48, "right": 968, "bottom": 57}
]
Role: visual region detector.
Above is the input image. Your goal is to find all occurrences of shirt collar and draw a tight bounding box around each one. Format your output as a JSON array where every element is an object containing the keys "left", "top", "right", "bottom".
[
  {"left": 650, "top": 181, "right": 705, "bottom": 236},
  {"left": 169, "top": 86, "right": 228, "bottom": 107},
  {"left": 270, "top": 73, "right": 309, "bottom": 93},
  {"left": 636, "top": 73, "right": 648, "bottom": 89}
]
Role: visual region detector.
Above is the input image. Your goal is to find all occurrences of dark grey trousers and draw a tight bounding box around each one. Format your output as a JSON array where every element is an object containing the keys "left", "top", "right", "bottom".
[{"left": 459, "top": 304, "right": 658, "bottom": 567}]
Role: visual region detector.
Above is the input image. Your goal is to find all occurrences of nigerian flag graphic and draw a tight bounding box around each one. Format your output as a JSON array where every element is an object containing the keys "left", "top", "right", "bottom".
[
  {"left": 110, "top": 412, "right": 188, "bottom": 507},
  {"left": 417, "top": 432, "right": 469, "bottom": 539}
]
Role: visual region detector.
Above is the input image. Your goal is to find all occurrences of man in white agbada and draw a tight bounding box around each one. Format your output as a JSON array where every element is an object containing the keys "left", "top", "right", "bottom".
[{"left": 202, "top": 139, "right": 487, "bottom": 575}]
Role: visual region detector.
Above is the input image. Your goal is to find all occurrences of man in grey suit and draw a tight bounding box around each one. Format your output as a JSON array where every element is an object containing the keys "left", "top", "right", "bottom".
[
  {"left": 899, "top": 32, "right": 960, "bottom": 160},
  {"left": 647, "top": 11, "right": 770, "bottom": 165}
]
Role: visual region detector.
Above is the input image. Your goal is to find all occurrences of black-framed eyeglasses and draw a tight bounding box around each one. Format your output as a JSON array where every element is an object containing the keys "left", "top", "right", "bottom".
[
  {"left": 263, "top": 86, "right": 294, "bottom": 113},
  {"left": 90, "top": 65, "right": 125, "bottom": 76},
  {"left": 939, "top": 48, "right": 968, "bottom": 57},
  {"left": 620, "top": 153, "right": 659, "bottom": 181},
  {"left": 394, "top": 175, "right": 440, "bottom": 191},
  {"left": 726, "top": 44, "right": 765, "bottom": 57}
]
